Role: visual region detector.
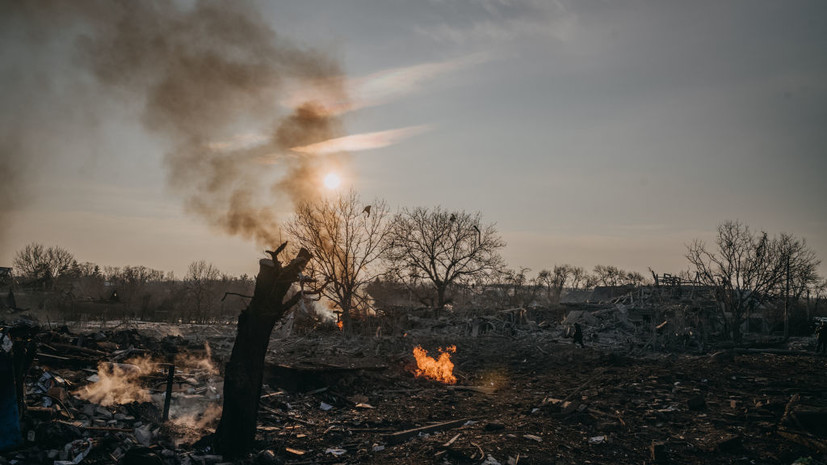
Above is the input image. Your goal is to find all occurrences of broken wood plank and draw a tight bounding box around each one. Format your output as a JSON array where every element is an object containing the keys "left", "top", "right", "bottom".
[
  {"left": 36, "top": 352, "right": 98, "bottom": 368},
  {"left": 285, "top": 447, "right": 306, "bottom": 456},
  {"left": 384, "top": 418, "right": 471, "bottom": 445},
  {"left": 54, "top": 420, "right": 132, "bottom": 433},
  {"left": 443, "top": 433, "right": 461, "bottom": 447},
  {"left": 778, "top": 426, "right": 827, "bottom": 453},
  {"left": 734, "top": 348, "right": 813, "bottom": 356},
  {"left": 47, "top": 342, "right": 109, "bottom": 357}
]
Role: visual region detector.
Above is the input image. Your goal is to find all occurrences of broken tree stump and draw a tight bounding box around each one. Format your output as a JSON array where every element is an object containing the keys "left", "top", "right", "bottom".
[{"left": 213, "top": 245, "right": 312, "bottom": 458}]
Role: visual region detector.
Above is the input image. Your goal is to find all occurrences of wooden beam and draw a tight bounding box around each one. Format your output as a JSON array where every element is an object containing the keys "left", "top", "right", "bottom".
[{"left": 384, "top": 418, "right": 471, "bottom": 444}]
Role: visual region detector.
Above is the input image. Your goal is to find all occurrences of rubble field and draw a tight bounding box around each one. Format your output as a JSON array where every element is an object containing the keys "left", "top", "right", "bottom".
[{"left": 2, "top": 317, "right": 826, "bottom": 465}]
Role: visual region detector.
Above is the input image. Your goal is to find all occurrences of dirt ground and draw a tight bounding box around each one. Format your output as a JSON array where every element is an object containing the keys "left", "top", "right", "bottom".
[
  {"left": 2, "top": 319, "right": 826, "bottom": 465},
  {"left": 256, "top": 334, "right": 827, "bottom": 465}
]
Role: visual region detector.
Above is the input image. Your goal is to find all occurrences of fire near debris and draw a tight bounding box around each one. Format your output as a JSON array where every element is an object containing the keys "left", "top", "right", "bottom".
[{"left": 412, "top": 345, "right": 457, "bottom": 384}]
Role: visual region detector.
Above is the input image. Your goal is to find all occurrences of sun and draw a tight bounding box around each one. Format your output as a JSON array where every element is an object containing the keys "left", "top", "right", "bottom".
[{"left": 323, "top": 172, "right": 341, "bottom": 190}]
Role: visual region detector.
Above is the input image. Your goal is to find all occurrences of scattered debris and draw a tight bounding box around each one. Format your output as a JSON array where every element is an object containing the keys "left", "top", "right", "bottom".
[{"left": 1, "top": 301, "right": 826, "bottom": 464}]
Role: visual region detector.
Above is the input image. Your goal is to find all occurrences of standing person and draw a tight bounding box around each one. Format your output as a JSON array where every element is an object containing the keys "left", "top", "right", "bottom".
[
  {"left": 816, "top": 321, "right": 827, "bottom": 354},
  {"left": 573, "top": 322, "right": 585, "bottom": 348}
]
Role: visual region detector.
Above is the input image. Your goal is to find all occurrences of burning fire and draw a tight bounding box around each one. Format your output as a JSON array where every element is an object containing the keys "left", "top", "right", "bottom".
[
  {"left": 337, "top": 320, "right": 344, "bottom": 331},
  {"left": 412, "top": 345, "right": 457, "bottom": 384}
]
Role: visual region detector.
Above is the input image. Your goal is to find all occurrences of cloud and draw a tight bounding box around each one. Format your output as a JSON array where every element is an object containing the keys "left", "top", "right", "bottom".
[
  {"left": 349, "top": 53, "right": 491, "bottom": 108},
  {"left": 283, "top": 53, "right": 491, "bottom": 114},
  {"left": 415, "top": 0, "right": 578, "bottom": 45},
  {"left": 288, "top": 125, "right": 432, "bottom": 156}
]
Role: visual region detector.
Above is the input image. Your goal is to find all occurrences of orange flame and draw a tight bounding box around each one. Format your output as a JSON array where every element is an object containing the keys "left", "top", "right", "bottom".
[
  {"left": 412, "top": 345, "right": 457, "bottom": 384},
  {"left": 337, "top": 320, "right": 343, "bottom": 331}
]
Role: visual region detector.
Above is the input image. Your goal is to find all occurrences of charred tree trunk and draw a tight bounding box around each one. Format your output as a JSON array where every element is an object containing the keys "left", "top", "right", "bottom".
[
  {"left": 436, "top": 283, "right": 447, "bottom": 309},
  {"left": 214, "top": 245, "right": 311, "bottom": 458}
]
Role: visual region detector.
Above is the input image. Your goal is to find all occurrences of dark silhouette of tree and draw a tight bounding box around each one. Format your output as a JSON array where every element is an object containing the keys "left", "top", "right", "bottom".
[
  {"left": 537, "top": 264, "right": 588, "bottom": 304},
  {"left": 285, "top": 190, "right": 389, "bottom": 333},
  {"left": 213, "top": 245, "right": 313, "bottom": 458},
  {"left": 592, "top": 264, "right": 648, "bottom": 287},
  {"left": 13, "top": 243, "right": 76, "bottom": 290},
  {"left": 686, "top": 220, "right": 821, "bottom": 342},
  {"left": 385, "top": 207, "right": 505, "bottom": 309},
  {"left": 185, "top": 260, "right": 221, "bottom": 322}
]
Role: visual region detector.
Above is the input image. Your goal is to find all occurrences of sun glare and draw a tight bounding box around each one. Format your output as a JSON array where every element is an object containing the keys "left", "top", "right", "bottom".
[{"left": 323, "top": 172, "right": 341, "bottom": 190}]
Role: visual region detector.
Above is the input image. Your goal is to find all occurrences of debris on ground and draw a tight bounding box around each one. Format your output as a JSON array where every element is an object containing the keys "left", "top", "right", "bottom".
[{"left": 1, "top": 306, "right": 826, "bottom": 464}]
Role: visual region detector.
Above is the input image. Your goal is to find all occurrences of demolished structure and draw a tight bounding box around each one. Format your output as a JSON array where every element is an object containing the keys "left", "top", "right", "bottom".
[{"left": 1, "top": 269, "right": 826, "bottom": 464}]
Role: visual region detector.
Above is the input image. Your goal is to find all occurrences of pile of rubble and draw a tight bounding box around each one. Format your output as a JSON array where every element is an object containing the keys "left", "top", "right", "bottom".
[
  {"left": 2, "top": 309, "right": 827, "bottom": 465},
  {"left": 1, "top": 320, "right": 224, "bottom": 464}
]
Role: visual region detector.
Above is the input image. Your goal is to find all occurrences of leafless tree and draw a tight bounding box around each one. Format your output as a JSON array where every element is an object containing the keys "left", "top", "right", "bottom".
[
  {"left": 537, "top": 264, "right": 588, "bottom": 304},
  {"left": 625, "top": 271, "right": 648, "bottom": 287},
  {"left": 105, "top": 265, "right": 165, "bottom": 318},
  {"left": 285, "top": 190, "right": 389, "bottom": 333},
  {"left": 384, "top": 207, "right": 505, "bottom": 309},
  {"left": 686, "top": 220, "right": 821, "bottom": 342},
  {"left": 185, "top": 260, "right": 222, "bottom": 322},
  {"left": 13, "top": 243, "right": 76, "bottom": 290},
  {"left": 592, "top": 264, "right": 648, "bottom": 287},
  {"left": 777, "top": 233, "right": 822, "bottom": 300},
  {"left": 500, "top": 266, "right": 537, "bottom": 307}
]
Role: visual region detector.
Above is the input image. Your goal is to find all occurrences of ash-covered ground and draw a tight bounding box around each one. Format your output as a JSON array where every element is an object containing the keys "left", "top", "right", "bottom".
[{"left": 2, "top": 311, "right": 826, "bottom": 465}]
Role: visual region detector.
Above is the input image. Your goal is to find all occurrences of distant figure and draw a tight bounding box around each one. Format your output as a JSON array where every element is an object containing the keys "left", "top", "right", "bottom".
[
  {"left": 816, "top": 322, "right": 827, "bottom": 354},
  {"left": 573, "top": 323, "right": 584, "bottom": 348}
]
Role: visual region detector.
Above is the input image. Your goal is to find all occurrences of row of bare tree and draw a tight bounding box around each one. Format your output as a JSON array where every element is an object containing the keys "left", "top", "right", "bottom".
[
  {"left": 9, "top": 246, "right": 251, "bottom": 323},
  {"left": 8, "top": 194, "right": 825, "bottom": 341},
  {"left": 283, "top": 192, "right": 824, "bottom": 339},
  {"left": 687, "top": 220, "right": 823, "bottom": 342}
]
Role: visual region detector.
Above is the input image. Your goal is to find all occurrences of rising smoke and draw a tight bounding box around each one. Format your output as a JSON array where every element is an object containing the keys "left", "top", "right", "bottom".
[{"left": 0, "top": 1, "right": 349, "bottom": 247}]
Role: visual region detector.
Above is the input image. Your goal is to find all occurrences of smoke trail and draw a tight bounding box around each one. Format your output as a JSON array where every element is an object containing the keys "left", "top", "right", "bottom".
[{"left": 0, "top": 1, "right": 349, "bottom": 247}]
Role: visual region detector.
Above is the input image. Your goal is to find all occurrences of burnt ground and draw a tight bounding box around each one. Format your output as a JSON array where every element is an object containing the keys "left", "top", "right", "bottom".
[
  {"left": 255, "top": 334, "right": 827, "bottom": 465},
  {"left": 2, "top": 320, "right": 827, "bottom": 465}
]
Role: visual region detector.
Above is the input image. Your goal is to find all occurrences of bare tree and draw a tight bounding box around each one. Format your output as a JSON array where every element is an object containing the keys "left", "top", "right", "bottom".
[
  {"left": 500, "top": 266, "right": 535, "bottom": 307},
  {"left": 592, "top": 265, "right": 624, "bottom": 287},
  {"left": 13, "top": 243, "right": 76, "bottom": 290},
  {"left": 686, "top": 220, "right": 820, "bottom": 342},
  {"left": 104, "top": 265, "right": 165, "bottom": 317},
  {"left": 385, "top": 207, "right": 505, "bottom": 309},
  {"left": 285, "top": 190, "right": 389, "bottom": 333},
  {"left": 537, "top": 264, "right": 588, "bottom": 304},
  {"left": 625, "top": 271, "right": 648, "bottom": 287},
  {"left": 777, "top": 233, "right": 822, "bottom": 300},
  {"left": 185, "top": 260, "right": 221, "bottom": 322},
  {"left": 592, "top": 264, "right": 648, "bottom": 287}
]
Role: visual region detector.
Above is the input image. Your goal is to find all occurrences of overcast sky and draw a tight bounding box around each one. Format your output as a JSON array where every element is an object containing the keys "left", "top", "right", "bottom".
[{"left": 2, "top": 1, "right": 825, "bottom": 278}]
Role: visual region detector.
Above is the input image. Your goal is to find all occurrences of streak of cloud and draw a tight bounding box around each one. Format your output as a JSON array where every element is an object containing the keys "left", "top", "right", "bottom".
[
  {"left": 284, "top": 53, "right": 491, "bottom": 114},
  {"left": 414, "top": 0, "right": 577, "bottom": 45},
  {"left": 289, "top": 125, "right": 432, "bottom": 156}
]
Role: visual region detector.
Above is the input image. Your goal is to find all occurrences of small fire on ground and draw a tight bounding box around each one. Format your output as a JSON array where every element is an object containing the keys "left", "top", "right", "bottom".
[
  {"left": 337, "top": 320, "right": 343, "bottom": 331},
  {"left": 412, "top": 345, "right": 457, "bottom": 384}
]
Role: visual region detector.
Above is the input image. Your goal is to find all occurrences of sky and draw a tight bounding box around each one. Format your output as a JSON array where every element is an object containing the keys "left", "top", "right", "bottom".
[{"left": 1, "top": 0, "right": 826, "bottom": 279}]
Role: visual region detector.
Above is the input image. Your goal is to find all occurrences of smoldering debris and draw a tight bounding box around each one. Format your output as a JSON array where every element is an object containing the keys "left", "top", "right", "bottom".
[
  {"left": 75, "top": 358, "right": 156, "bottom": 407},
  {"left": 2, "top": 310, "right": 826, "bottom": 465}
]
